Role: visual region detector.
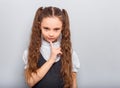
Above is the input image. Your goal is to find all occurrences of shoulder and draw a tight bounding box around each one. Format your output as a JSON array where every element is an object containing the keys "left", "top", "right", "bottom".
[
  {"left": 71, "top": 50, "right": 80, "bottom": 72},
  {"left": 72, "top": 50, "right": 79, "bottom": 62},
  {"left": 22, "top": 49, "right": 29, "bottom": 69},
  {"left": 23, "top": 49, "right": 28, "bottom": 62}
]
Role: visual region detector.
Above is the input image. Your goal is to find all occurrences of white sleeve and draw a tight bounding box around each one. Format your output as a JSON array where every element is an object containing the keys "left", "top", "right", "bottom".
[
  {"left": 72, "top": 50, "right": 80, "bottom": 72},
  {"left": 22, "top": 49, "right": 28, "bottom": 69}
]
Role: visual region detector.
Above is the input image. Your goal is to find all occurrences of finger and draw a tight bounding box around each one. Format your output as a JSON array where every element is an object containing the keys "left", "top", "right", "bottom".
[
  {"left": 57, "top": 50, "right": 62, "bottom": 55},
  {"left": 57, "top": 51, "right": 62, "bottom": 57},
  {"left": 56, "top": 47, "right": 61, "bottom": 50},
  {"left": 59, "top": 51, "right": 62, "bottom": 55},
  {"left": 49, "top": 41, "right": 53, "bottom": 48}
]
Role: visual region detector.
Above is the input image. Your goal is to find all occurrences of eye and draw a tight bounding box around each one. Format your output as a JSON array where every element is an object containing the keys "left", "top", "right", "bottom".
[
  {"left": 43, "top": 27, "right": 49, "bottom": 30},
  {"left": 54, "top": 28, "right": 60, "bottom": 31}
]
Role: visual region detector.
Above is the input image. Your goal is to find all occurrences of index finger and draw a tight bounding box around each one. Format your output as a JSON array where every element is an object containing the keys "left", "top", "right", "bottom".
[{"left": 49, "top": 41, "right": 53, "bottom": 48}]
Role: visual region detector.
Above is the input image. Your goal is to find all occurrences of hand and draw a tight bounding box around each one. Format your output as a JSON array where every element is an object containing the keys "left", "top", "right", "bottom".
[{"left": 49, "top": 41, "right": 62, "bottom": 62}]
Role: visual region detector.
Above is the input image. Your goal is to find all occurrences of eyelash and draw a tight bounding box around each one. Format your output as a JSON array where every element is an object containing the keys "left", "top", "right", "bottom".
[
  {"left": 43, "top": 28, "right": 60, "bottom": 31},
  {"left": 44, "top": 28, "right": 49, "bottom": 30},
  {"left": 54, "top": 29, "right": 59, "bottom": 31},
  {"left": 44, "top": 28, "right": 49, "bottom": 31}
]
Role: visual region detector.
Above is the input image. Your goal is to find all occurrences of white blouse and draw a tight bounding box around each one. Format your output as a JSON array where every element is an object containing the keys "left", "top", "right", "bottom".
[{"left": 23, "top": 39, "right": 80, "bottom": 72}]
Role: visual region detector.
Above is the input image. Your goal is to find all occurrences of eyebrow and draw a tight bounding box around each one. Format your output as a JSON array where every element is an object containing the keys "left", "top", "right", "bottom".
[
  {"left": 43, "top": 26, "right": 61, "bottom": 30},
  {"left": 43, "top": 27, "right": 49, "bottom": 29},
  {"left": 54, "top": 28, "right": 61, "bottom": 30}
]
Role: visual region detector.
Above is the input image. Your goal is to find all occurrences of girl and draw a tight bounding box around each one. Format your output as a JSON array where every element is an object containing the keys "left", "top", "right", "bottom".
[{"left": 23, "top": 6, "right": 80, "bottom": 88}]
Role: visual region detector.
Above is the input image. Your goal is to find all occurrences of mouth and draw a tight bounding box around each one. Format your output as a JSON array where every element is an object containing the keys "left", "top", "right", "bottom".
[
  {"left": 47, "top": 38, "right": 57, "bottom": 42},
  {"left": 48, "top": 38, "right": 55, "bottom": 41}
]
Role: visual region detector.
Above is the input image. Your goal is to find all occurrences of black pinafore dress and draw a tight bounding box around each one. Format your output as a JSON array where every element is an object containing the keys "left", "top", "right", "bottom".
[{"left": 32, "top": 54, "right": 64, "bottom": 88}]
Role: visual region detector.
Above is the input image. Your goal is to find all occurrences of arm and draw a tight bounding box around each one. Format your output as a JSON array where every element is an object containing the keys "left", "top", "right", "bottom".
[
  {"left": 71, "top": 50, "right": 80, "bottom": 88},
  {"left": 25, "top": 41, "right": 62, "bottom": 87},
  {"left": 72, "top": 72, "right": 77, "bottom": 88},
  {"left": 25, "top": 57, "right": 55, "bottom": 87}
]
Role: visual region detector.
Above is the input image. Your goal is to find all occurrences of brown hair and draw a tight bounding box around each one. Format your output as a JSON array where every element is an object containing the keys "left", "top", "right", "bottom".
[{"left": 26, "top": 6, "right": 73, "bottom": 88}]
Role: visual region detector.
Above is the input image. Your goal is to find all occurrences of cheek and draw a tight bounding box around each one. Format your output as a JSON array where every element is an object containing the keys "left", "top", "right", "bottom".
[
  {"left": 56, "top": 32, "right": 61, "bottom": 38},
  {"left": 41, "top": 31, "right": 47, "bottom": 38},
  {"left": 41, "top": 30, "right": 47, "bottom": 35}
]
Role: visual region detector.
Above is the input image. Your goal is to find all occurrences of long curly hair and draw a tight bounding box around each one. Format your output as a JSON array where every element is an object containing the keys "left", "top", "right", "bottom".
[{"left": 25, "top": 6, "right": 73, "bottom": 88}]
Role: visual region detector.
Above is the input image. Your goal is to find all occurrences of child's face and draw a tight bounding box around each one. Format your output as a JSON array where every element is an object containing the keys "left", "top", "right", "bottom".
[{"left": 41, "top": 17, "right": 62, "bottom": 43}]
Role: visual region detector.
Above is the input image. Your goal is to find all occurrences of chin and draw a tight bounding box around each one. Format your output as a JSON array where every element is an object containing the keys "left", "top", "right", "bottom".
[
  {"left": 43, "top": 37, "right": 57, "bottom": 43},
  {"left": 49, "top": 40, "right": 56, "bottom": 43},
  {"left": 48, "top": 39, "right": 57, "bottom": 43}
]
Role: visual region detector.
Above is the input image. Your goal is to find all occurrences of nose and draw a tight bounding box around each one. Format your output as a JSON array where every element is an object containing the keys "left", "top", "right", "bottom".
[
  {"left": 49, "top": 30, "right": 54, "bottom": 36},
  {"left": 49, "top": 33, "right": 54, "bottom": 37}
]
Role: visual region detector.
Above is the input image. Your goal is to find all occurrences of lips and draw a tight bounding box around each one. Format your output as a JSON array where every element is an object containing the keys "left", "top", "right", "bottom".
[{"left": 48, "top": 38, "right": 55, "bottom": 41}]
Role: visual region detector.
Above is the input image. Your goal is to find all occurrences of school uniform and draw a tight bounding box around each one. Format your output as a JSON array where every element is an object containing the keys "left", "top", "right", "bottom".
[{"left": 23, "top": 38, "right": 80, "bottom": 88}]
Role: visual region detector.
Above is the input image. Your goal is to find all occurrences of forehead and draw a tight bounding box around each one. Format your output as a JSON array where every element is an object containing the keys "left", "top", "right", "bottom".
[{"left": 41, "top": 17, "right": 62, "bottom": 27}]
